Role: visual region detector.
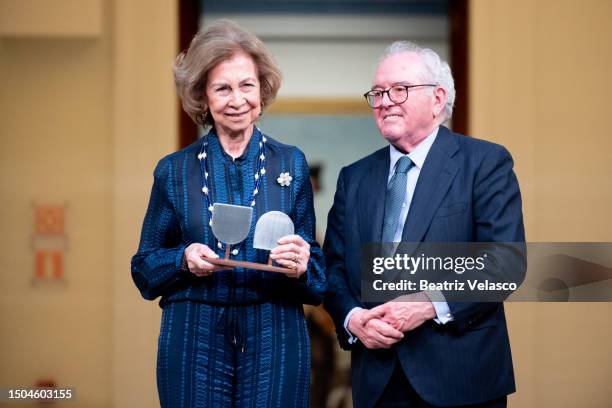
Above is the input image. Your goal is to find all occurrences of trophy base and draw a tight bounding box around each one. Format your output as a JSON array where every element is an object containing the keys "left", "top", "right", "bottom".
[{"left": 205, "top": 258, "right": 298, "bottom": 275}]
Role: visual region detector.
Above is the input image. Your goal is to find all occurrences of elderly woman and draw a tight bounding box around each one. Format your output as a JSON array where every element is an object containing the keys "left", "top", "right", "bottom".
[{"left": 131, "top": 20, "right": 325, "bottom": 407}]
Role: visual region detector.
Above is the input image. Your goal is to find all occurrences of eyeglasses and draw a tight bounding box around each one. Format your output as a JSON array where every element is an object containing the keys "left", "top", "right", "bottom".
[{"left": 363, "top": 84, "right": 437, "bottom": 108}]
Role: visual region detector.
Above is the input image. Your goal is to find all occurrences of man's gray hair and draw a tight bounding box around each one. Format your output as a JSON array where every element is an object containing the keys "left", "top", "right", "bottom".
[{"left": 382, "top": 41, "right": 456, "bottom": 121}]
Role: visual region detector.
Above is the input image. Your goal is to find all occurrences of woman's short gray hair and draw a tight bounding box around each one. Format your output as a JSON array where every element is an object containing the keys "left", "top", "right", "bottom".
[
  {"left": 173, "top": 19, "right": 282, "bottom": 126},
  {"left": 382, "top": 41, "right": 455, "bottom": 121}
]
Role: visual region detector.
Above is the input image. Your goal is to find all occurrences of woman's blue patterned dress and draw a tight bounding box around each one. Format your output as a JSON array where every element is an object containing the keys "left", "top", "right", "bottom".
[{"left": 131, "top": 128, "right": 326, "bottom": 407}]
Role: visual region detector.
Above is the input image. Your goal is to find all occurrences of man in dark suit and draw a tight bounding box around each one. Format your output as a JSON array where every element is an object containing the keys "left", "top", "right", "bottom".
[{"left": 323, "top": 41, "right": 525, "bottom": 408}]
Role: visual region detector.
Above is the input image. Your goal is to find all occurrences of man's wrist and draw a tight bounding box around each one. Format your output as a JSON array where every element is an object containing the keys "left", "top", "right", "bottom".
[
  {"left": 425, "top": 301, "right": 437, "bottom": 320},
  {"left": 344, "top": 307, "right": 362, "bottom": 344},
  {"left": 422, "top": 291, "right": 453, "bottom": 324}
]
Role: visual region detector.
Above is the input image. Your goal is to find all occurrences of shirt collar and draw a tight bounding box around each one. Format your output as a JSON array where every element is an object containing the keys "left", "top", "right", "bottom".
[
  {"left": 389, "top": 126, "right": 439, "bottom": 172},
  {"left": 208, "top": 126, "right": 261, "bottom": 163}
]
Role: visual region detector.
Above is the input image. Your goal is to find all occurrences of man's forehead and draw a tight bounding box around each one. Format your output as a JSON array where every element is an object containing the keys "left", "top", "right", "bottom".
[{"left": 373, "top": 52, "right": 424, "bottom": 86}]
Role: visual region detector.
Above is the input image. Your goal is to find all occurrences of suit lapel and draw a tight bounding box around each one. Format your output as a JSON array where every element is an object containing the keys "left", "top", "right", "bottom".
[
  {"left": 401, "top": 127, "right": 460, "bottom": 242},
  {"left": 358, "top": 147, "right": 390, "bottom": 243}
]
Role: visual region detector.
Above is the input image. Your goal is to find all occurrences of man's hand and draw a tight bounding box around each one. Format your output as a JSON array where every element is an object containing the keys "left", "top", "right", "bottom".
[
  {"left": 348, "top": 308, "right": 404, "bottom": 349},
  {"left": 370, "top": 292, "right": 437, "bottom": 332}
]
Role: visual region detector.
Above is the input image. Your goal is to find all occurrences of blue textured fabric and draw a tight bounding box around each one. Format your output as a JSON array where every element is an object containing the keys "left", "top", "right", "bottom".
[
  {"left": 381, "top": 156, "right": 413, "bottom": 243},
  {"left": 157, "top": 301, "right": 310, "bottom": 408},
  {"left": 132, "top": 127, "right": 325, "bottom": 407}
]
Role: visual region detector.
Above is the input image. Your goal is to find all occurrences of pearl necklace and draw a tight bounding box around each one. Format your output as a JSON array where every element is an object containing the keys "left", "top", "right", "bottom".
[{"left": 198, "top": 131, "right": 267, "bottom": 255}]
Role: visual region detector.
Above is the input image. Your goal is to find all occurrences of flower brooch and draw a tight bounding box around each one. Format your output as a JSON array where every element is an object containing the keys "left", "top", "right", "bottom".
[{"left": 277, "top": 172, "right": 292, "bottom": 187}]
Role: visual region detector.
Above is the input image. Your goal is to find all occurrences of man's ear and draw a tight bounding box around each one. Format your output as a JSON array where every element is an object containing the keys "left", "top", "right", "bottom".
[{"left": 432, "top": 86, "right": 448, "bottom": 118}]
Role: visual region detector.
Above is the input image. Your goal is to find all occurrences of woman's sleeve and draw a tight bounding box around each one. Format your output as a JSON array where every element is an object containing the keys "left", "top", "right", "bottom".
[
  {"left": 290, "top": 149, "right": 327, "bottom": 304},
  {"left": 131, "top": 158, "right": 190, "bottom": 300}
]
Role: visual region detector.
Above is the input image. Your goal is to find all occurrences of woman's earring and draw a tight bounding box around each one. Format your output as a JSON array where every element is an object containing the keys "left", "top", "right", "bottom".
[{"left": 201, "top": 110, "right": 208, "bottom": 124}]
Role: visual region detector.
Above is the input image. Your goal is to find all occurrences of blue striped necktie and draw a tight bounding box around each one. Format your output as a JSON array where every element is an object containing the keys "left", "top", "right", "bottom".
[{"left": 382, "top": 156, "right": 414, "bottom": 243}]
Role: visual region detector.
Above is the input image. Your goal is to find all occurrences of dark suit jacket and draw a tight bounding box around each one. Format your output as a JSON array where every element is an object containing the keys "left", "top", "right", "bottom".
[{"left": 323, "top": 126, "right": 526, "bottom": 407}]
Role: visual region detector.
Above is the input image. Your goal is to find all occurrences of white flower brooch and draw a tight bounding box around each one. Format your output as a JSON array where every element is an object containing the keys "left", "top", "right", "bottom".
[{"left": 277, "top": 172, "right": 293, "bottom": 187}]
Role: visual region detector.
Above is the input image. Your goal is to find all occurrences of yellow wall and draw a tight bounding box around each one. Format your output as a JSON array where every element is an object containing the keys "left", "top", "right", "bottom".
[
  {"left": 0, "top": 0, "right": 103, "bottom": 37},
  {"left": 0, "top": 0, "right": 176, "bottom": 407},
  {"left": 0, "top": 6, "right": 113, "bottom": 408},
  {"left": 471, "top": 1, "right": 612, "bottom": 407},
  {"left": 111, "top": 1, "right": 177, "bottom": 407}
]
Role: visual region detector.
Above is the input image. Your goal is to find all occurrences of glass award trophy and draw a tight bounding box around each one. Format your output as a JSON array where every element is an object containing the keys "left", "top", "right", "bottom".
[{"left": 204, "top": 203, "right": 297, "bottom": 274}]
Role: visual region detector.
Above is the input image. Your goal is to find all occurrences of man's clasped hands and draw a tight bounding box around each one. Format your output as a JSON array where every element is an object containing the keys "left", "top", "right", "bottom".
[{"left": 348, "top": 292, "right": 437, "bottom": 349}]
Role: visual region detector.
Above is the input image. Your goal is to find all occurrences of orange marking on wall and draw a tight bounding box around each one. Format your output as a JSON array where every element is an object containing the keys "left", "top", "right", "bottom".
[
  {"left": 35, "top": 250, "right": 47, "bottom": 278},
  {"left": 32, "top": 204, "right": 67, "bottom": 282},
  {"left": 52, "top": 251, "right": 63, "bottom": 279}
]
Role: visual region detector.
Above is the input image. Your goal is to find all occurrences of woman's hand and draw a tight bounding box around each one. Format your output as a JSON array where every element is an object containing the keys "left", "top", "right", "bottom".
[
  {"left": 269, "top": 235, "right": 310, "bottom": 278},
  {"left": 184, "top": 243, "right": 222, "bottom": 277}
]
